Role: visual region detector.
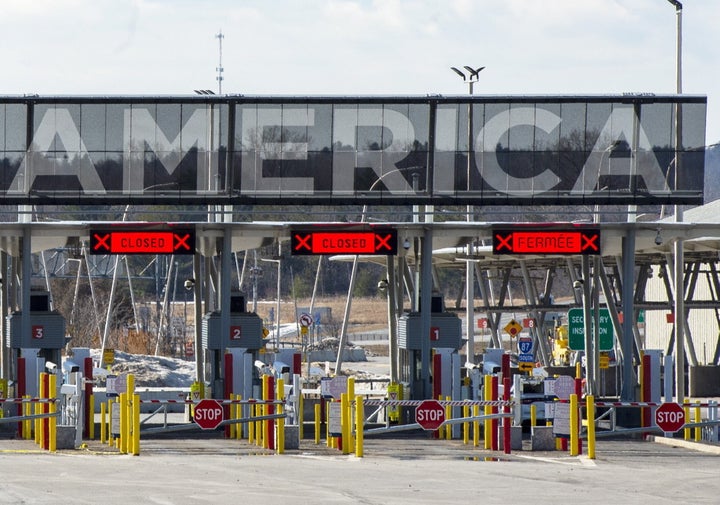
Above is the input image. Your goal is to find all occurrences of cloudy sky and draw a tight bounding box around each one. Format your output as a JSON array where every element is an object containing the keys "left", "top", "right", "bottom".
[{"left": 1, "top": 0, "right": 718, "bottom": 142}]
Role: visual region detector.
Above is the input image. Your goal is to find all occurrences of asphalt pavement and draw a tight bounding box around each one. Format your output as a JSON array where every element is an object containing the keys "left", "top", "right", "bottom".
[{"left": 1, "top": 430, "right": 719, "bottom": 504}]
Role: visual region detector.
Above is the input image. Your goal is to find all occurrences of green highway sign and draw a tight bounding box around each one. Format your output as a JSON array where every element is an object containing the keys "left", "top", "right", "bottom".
[{"left": 567, "top": 308, "right": 614, "bottom": 351}]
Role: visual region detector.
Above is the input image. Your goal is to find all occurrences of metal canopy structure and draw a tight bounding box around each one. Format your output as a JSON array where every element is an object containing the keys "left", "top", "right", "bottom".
[
  {"left": 0, "top": 93, "right": 710, "bottom": 403},
  {"left": 3, "top": 212, "right": 720, "bottom": 397}
]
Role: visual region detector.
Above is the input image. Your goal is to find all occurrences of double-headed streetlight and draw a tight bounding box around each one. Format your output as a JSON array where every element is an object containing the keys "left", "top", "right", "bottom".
[
  {"left": 451, "top": 66, "right": 485, "bottom": 94},
  {"left": 667, "top": 0, "right": 685, "bottom": 403},
  {"left": 451, "top": 65, "right": 484, "bottom": 369}
]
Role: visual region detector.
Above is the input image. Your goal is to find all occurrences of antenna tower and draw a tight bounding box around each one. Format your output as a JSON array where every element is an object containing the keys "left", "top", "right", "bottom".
[{"left": 215, "top": 30, "right": 224, "bottom": 94}]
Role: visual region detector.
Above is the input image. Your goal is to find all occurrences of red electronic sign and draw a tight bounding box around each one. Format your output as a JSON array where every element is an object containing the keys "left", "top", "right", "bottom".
[
  {"left": 90, "top": 229, "right": 195, "bottom": 255},
  {"left": 493, "top": 227, "right": 600, "bottom": 255},
  {"left": 291, "top": 229, "right": 397, "bottom": 255}
]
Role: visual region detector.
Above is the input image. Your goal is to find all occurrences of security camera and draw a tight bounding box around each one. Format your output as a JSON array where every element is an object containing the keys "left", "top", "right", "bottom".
[
  {"left": 254, "top": 360, "right": 271, "bottom": 375},
  {"left": 573, "top": 279, "right": 584, "bottom": 289},
  {"left": 654, "top": 232, "right": 663, "bottom": 246},
  {"left": 184, "top": 278, "right": 195, "bottom": 291},
  {"left": 403, "top": 238, "right": 411, "bottom": 250},
  {"left": 45, "top": 361, "right": 58, "bottom": 372}
]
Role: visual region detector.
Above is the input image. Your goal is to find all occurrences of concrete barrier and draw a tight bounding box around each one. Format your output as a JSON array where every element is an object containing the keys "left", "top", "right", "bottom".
[
  {"left": 56, "top": 425, "right": 76, "bottom": 450},
  {"left": 499, "top": 426, "right": 523, "bottom": 450},
  {"left": 531, "top": 426, "right": 556, "bottom": 451}
]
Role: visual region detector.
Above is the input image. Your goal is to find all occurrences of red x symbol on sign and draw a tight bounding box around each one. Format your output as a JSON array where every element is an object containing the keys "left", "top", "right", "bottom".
[
  {"left": 294, "top": 234, "right": 311, "bottom": 252},
  {"left": 495, "top": 233, "right": 512, "bottom": 252},
  {"left": 93, "top": 233, "right": 110, "bottom": 252},
  {"left": 174, "top": 233, "right": 192, "bottom": 252},
  {"left": 581, "top": 232, "right": 599, "bottom": 252},
  {"left": 375, "top": 233, "right": 392, "bottom": 252}
]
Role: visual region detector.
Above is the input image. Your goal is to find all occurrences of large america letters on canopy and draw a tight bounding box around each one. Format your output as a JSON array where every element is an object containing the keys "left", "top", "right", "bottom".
[{"left": 0, "top": 94, "right": 706, "bottom": 206}]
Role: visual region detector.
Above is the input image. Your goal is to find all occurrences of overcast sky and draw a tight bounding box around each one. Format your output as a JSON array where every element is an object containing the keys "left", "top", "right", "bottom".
[{"left": 1, "top": 0, "right": 718, "bottom": 142}]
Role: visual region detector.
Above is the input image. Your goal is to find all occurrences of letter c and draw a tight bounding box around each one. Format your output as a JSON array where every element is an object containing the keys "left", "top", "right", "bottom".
[{"left": 478, "top": 107, "right": 561, "bottom": 195}]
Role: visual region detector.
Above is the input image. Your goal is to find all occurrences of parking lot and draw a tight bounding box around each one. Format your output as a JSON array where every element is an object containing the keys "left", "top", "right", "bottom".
[{"left": 1, "top": 432, "right": 719, "bottom": 505}]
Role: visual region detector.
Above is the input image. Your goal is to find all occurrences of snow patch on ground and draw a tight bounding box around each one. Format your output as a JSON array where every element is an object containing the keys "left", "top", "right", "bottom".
[
  {"left": 89, "top": 349, "right": 196, "bottom": 388},
  {"left": 86, "top": 343, "right": 385, "bottom": 389}
]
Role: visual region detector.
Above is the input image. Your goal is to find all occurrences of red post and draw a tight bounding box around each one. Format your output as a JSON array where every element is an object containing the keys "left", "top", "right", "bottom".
[
  {"left": 491, "top": 375, "right": 498, "bottom": 451},
  {"left": 16, "top": 357, "right": 25, "bottom": 437},
  {"left": 503, "top": 377, "right": 511, "bottom": 454},
  {"left": 501, "top": 353, "right": 510, "bottom": 383},
  {"left": 84, "top": 357, "right": 93, "bottom": 438},
  {"left": 293, "top": 353, "right": 301, "bottom": 375},
  {"left": 432, "top": 353, "right": 442, "bottom": 400},
  {"left": 642, "top": 354, "right": 652, "bottom": 432},
  {"left": 432, "top": 353, "right": 442, "bottom": 438},
  {"left": 266, "top": 376, "right": 275, "bottom": 450},
  {"left": 224, "top": 353, "right": 233, "bottom": 438}
]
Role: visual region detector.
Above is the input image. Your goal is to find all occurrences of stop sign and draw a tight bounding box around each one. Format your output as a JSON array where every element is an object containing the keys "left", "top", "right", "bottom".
[
  {"left": 655, "top": 402, "right": 686, "bottom": 433},
  {"left": 415, "top": 399, "right": 445, "bottom": 431},
  {"left": 194, "top": 399, "right": 224, "bottom": 430}
]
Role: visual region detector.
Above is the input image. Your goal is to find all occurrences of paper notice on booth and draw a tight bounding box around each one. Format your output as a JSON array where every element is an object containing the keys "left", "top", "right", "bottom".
[{"left": 552, "top": 402, "right": 570, "bottom": 437}]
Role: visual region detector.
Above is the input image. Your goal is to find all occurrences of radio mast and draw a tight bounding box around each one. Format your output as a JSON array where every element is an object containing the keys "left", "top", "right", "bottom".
[{"left": 215, "top": 30, "right": 224, "bottom": 94}]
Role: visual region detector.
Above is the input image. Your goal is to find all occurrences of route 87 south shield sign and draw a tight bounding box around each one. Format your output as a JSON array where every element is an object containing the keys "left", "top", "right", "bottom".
[{"left": 518, "top": 336, "right": 533, "bottom": 354}]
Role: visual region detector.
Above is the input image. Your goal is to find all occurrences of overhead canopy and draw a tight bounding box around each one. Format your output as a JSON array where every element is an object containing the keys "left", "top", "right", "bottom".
[{"left": 0, "top": 94, "right": 707, "bottom": 206}]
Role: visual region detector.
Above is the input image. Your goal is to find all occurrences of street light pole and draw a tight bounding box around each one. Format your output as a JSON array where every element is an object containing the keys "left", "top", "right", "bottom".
[
  {"left": 451, "top": 66, "right": 484, "bottom": 365},
  {"left": 667, "top": 0, "right": 685, "bottom": 403}
]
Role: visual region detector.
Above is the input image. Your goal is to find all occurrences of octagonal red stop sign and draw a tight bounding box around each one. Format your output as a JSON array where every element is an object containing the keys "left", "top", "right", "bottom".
[
  {"left": 415, "top": 399, "right": 445, "bottom": 431},
  {"left": 194, "top": 399, "right": 224, "bottom": 430},
  {"left": 655, "top": 402, "right": 686, "bottom": 433}
]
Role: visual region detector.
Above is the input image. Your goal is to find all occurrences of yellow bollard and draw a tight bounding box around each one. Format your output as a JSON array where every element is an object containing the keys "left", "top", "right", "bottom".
[
  {"left": 587, "top": 395, "right": 596, "bottom": 460},
  {"left": 238, "top": 395, "right": 244, "bottom": 440},
  {"left": 530, "top": 404, "right": 537, "bottom": 428},
  {"left": 248, "top": 403, "right": 255, "bottom": 444},
  {"left": 107, "top": 400, "right": 113, "bottom": 447},
  {"left": 228, "top": 395, "right": 236, "bottom": 439},
  {"left": 100, "top": 402, "right": 107, "bottom": 444},
  {"left": 36, "top": 373, "right": 46, "bottom": 446},
  {"left": 694, "top": 403, "right": 702, "bottom": 442},
  {"left": 484, "top": 376, "right": 492, "bottom": 449},
  {"left": 683, "top": 399, "right": 691, "bottom": 441},
  {"left": 355, "top": 396, "right": 364, "bottom": 458},
  {"left": 132, "top": 393, "right": 140, "bottom": 455},
  {"left": 445, "top": 396, "right": 452, "bottom": 440},
  {"left": 473, "top": 405, "right": 480, "bottom": 447},
  {"left": 126, "top": 374, "right": 135, "bottom": 454},
  {"left": 119, "top": 392, "right": 128, "bottom": 454},
  {"left": 23, "top": 396, "right": 32, "bottom": 440},
  {"left": 569, "top": 394, "right": 579, "bottom": 456},
  {"left": 49, "top": 374, "right": 57, "bottom": 452},
  {"left": 347, "top": 378, "right": 355, "bottom": 449},
  {"left": 262, "top": 376, "right": 269, "bottom": 449},
  {"left": 277, "top": 378, "right": 285, "bottom": 455},
  {"left": 256, "top": 402, "right": 263, "bottom": 447},
  {"left": 315, "top": 403, "right": 321, "bottom": 445},
  {"left": 88, "top": 394, "right": 95, "bottom": 440},
  {"left": 463, "top": 405, "right": 469, "bottom": 445},
  {"left": 341, "top": 393, "right": 350, "bottom": 455}
]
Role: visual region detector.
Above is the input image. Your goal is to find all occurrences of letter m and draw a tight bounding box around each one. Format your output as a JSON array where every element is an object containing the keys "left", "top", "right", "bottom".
[{"left": 123, "top": 107, "right": 219, "bottom": 193}]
